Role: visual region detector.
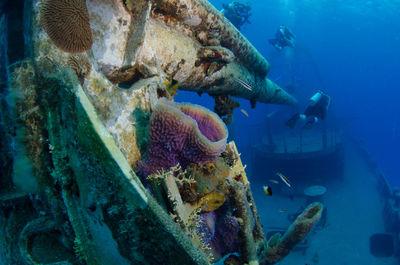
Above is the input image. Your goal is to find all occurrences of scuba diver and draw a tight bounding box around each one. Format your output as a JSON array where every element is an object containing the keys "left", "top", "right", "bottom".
[
  {"left": 286, "top": 91, "right": 331, "bottom": 129},
  {"left": 269, "top": 25, "right": 295, "bottom": 50},
  {"left": 221, "top": 1, "right": 252, "bottom": 30}
]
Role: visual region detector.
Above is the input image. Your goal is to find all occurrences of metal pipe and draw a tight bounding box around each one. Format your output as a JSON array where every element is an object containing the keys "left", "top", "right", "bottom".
[{"left": 150, "top": 0, "right": 270, "bottom": 76}]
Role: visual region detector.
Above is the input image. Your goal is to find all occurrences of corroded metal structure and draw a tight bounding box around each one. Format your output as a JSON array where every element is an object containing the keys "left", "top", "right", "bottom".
[
  {"left": 0, "top": 0, "right": 315, "bottom": 265},
  {"left": 85, "top": 0, "right": 296, "bottom": 105}
]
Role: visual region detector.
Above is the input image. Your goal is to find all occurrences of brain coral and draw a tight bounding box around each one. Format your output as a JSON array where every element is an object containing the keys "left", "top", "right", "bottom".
[
  {"left": 137, "top": 98, "right": 228, "bottom": 177},
  {"left": 40, "top": 0, "right": 93, "bottom": 53}
]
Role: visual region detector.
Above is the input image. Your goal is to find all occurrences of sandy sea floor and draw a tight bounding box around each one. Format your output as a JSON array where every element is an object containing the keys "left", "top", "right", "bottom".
[{"left": 251, "top": 141, "right": 398, "bottom": 265}]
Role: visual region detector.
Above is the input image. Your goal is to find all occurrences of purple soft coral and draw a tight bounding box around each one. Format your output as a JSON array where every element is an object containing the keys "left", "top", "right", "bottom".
[
  {"left": 137, "top": 98, "right": 228, "bottom": 177},
  {"left": 197, "top": 211, "right": 217, "bottom": 245},
  {"left": 212, "top": 214, "right": 240, "bottom": 258},
  {"left": 197, "top": 210, "right": 240, "bottom": 261}
]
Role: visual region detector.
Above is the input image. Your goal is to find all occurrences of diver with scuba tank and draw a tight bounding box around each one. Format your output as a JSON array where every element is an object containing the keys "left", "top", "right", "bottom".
[
  {"left": 286, "top": 91, "right": 331, "bottom": 129},
  {"left": 269, "top": 25, "right": 295, "bottom": 50}
]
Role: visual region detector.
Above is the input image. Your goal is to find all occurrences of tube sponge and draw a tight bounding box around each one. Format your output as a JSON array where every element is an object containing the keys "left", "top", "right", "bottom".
[
  {"left": 264, "top": 202, "right": 324, "bottom": 265},
  {"left": 137, "top": 98, "right": 228, "bottom": 177}
]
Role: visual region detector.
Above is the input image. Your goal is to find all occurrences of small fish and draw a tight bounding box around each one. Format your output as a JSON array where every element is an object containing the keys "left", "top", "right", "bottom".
[
  {"left": 279, "top": 208, "right": 288, "bottom": 213},
  {"left": 236, "top": 78, "right": 252, "bottom": 91},
  {"left": 266, "top": 110, "right": 277, "bottom": 119},
  {"left": 276, "top": 172, "right": 292, "bottom": 188},
  {"left": 269, "top": 179, "right": 279, "bottom": 184},
  {"left": 163, "top": 78, "right": 179, "bottom": 96},
  {"left": 240, "top": 109, "right": 249, "bottom": 117},
  {"left": 274, "top": 74, "right": 283, "bottom": 82},
  {"left": 263, "top": 185, "right": 272, "bottom": 196}
]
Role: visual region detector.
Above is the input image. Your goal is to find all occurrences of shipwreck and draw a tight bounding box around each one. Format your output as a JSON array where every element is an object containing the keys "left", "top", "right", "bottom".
[{"left": 0, "top": 0, "right": 322, "bottom": 264}]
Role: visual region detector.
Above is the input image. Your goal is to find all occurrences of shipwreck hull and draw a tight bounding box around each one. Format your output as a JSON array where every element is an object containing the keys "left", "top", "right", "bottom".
[
  {"left": 86, "top": 0, "right": 296, "bottom": 104},
  {"left": 1, "top": 59, "right": 266, "bottom": 264},
  {"left": 1, "top": 60, "right": 210, "bottom": 264},
  {"left": 0, "top": 0, "right": 316, "bottom": 265}
]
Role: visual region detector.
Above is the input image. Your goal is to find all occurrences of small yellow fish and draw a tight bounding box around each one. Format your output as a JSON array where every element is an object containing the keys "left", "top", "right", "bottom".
[
  {"left": 276, "top": 172, "right": 292, "bottom": 188},
  {"left": 279, "top": 208, "right": 288, "bottom": 213},
  {"left": 240, "top": 109, "right": 249, "bottom": 117},
  {"left": 236, "top": 78, "right": 252, "bottom": 91},
  {"left": 263, "top": 185, "right": 272, "bottom": 196},
  {"left": 269, "top": 179, "right": 279, "bottom": 184},
  {"left": 163, "top": 78, "right": 179, "bottom": 96}
]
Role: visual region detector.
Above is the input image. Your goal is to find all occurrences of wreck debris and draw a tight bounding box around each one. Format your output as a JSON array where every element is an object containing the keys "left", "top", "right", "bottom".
[
  {"left": 8, "top": 61, "right": 44, "bottom": 194},
  {"left": 0, "top": 0, "right": 315, "bottom": 264},
  {"left": 213, "top": 94, "right": 240, "bottom": 124},
  {"left": 18, "top": 216, "right": 72, "bottom": 265},
  {"left": 143, "top": 141, "right": 265, "bottom": 263},
  {"left": 2, "top": 60, "right": 211, "bottom": 264},
  {"left": 196, "top": 46, "right": 235, "bottom": 75},
  {"left": 230, "top": 181, "right": 258, "bottom": 264},
  {"left": 142, "top": 129, "right": 273, "bottom": 264},
  {"left": 262, "top": 202, "right": 324, "bottom": 265},
  {"left": 151, "top": 0, "right": 270, "bottom": 76},
  {"left": 33, "top": 0, "right": 296, "bottom": 169},
  {"left": 197, "top": 46, "right": 235, "bottom": 64},
  {"left": 86, "top": 0, "right": 295, "bottom": 105}
]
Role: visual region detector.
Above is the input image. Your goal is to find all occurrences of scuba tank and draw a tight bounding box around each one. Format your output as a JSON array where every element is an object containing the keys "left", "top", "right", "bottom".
[{"left": 309, "top": 91, "right": 323, "bottom": 106}]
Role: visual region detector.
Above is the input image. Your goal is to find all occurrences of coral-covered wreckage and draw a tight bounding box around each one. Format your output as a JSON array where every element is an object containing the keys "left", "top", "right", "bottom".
[{"left": 0, "top": 0, "right": 320, "bottom": 264}]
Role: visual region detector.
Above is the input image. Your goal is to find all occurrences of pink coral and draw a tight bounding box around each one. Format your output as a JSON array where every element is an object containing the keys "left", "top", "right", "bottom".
[{"left": 137, "top": 98, "right": 228, "bottom": 177}]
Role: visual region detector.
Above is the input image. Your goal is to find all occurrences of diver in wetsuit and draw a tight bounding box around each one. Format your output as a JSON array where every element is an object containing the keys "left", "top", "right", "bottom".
[
  {"left": 221, "top": 1, "right": 252, "bottom": 30},
  {"left": 286, "top": 91, "right": 331, "bottom": 129},
  {"left": 269, "top": 25, "right": 295, "bottom": 50}
]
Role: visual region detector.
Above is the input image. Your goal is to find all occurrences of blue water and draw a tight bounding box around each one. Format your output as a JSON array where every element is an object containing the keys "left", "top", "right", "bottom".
[{"left": 177, "top": 0, "right": 400, "bottom": 187}]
